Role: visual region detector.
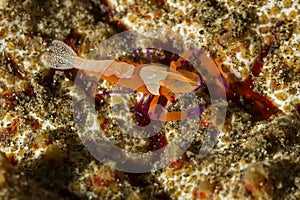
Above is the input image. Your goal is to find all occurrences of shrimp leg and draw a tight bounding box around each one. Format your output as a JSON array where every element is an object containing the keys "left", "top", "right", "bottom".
[{"left": 149, "top": 100, "right": 205, "bottom": 122}]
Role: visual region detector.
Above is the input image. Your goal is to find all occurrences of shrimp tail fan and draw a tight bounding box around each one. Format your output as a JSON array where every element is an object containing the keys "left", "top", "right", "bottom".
[{"left": 40, "top": 40, "right": 83, "bottom": 69}]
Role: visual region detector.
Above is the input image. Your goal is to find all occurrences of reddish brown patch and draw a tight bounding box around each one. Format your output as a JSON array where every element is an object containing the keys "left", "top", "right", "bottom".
[
  {"left": 11, "top": 119, "right": 20, "bottom": 134},
  {"left": 245, "top": 182, "right": 263, "bottom": 193},
  {"left": 25, "top": 116, "right": 41, "bottom": 129},
  {"left": 0, "top": 119, "right": 19, "bottom": 141},
  {"left": 64, "top": 28, "right": 85, "bottom": 51},
  {"left": 109, "top": 20, "right": 130, "bottom": 32},
  {"left": 6, "top": 55, "right": 27, "bottom": 79},
  {"left": 199, "top": 192, "right": 207, "bottom": 199},
  {"left": 99, "top": 117, "right": 109, "bottom": 130},
  {"left": 45, "top": 139, "right": 53, "bottom": 146},
  {"left": 297, "top": 104, "right": 300, "bottom": 115},
  {"left": 86, "top": 179, "right": 93, "bottom": 187},
  {"left": 148, "top": 132, "right": 167, "bottom": 151},
  {"left": 201, "top": 119, "right": 210, "bottom": 128},
  {"left": 152, "top": 0, "right": 165, "bottom": 7},
  {"left": 227, "top": 77, "right": 279, "bottom": 121},
  {"left": 5, "top": 154, "right": 18, "bottom": 166},
  {"left": 0, "top": 128, "right": 10, "bottom": 141},
  {"left": 41, "top": 68, "right": 56, "bottom": 86},
  {"left": 90, "top": 0, "right": 113, "bottom": 23},
  {"left": 95, "top": 94, "right": 107, "bottom": 111},
  {"left": 129, "top": 3, "right": 140, "bottom": 13},
  {"left": 101, "top": 0, "right": 114, "bottom": 10},
  {"left": 32, "top": 143, "right": 39, "bottom": 150},
  {"left": 31, "top": 119, "right": 41, "bottom": 129},
  {"left": 186, "top": 18, "right": 192, "bottom": 25},
  {"left": 252, "top": 43, "right": 273, "bottom": 77},
  {"left": 0, "top": 85, "right": 36, "bottom": 109},
  {"left": 193, "top": 188, "right": 207, "bottom": 199},
  {"left": 270, "top": 63, "right": 288, "bottom": 90},
  {"left": 271, "top": 79, "right": 281, "bottom": 90},
  {"left": 93, "top": 176, "right": 110, "bottom": 187},
  {"left": 169, "top": 160, "right": 184, "bottom": 169},
  {"left": 245, "top": 184, "right": 254, "bottom": 193},
  {"left": 143, "top": 14, "right": 152, "bottom": 20},
  {"left": 154, "top": 10, "right": 162, "bottom": 18},
  {"left": 23, "top": 85, "right": 35, "bottom": 96},
  {"left": 222, "top": 40, "right": 279, "bottom": 121},
  {"left": 0, "top": 89, "right": 16, "bottom": 108},
  {"left": 272, "top": 64, "right": 286, "bottom": 76}
]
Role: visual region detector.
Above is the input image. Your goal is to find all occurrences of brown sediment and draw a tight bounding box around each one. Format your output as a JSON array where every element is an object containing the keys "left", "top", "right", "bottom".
[
  {"left": 0, "top": 85, "right": 36, "bottom": 109},
  {"left": 64, "top": 28, "right": 86, "bottom": 52},
  {"left": 0, "top": 118, "right": 19, "bottom": 142},
  {"left": 147, "top": 132, "right": 167, "bottom": 151},
  {"left": 252, "top": 43, "right": 274, "bottom": 77},
  {"left": 225, "top": 40, "right": 280, "bottom": 122},
  {"left": 5, "top": 54, "right": 27, "bottom": 79},
  {"left": 0, "top": 0, "right": 299, "bottom": 199},
  {"left": 108, "top": 20, "right": 131, "bottom": 32},
  {"left": 227, "top": 76, "right": 279, "bottom": 122}
]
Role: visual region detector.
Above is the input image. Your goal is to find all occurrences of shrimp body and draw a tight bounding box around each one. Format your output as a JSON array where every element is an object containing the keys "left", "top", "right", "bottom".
[
  {"left": 41, "top": 40, "right": 202, "bottom": 121},
  {"left": 41, "top": 40, "right": 201, "bottom": 103}
]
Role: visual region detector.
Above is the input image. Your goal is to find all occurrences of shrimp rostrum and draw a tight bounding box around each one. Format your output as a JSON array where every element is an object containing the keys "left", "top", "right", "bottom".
[{"left": 41, "top": 40, "right": 203, "bottom": 122}]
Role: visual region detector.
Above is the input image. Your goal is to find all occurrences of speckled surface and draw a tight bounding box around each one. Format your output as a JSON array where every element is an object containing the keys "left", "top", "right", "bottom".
[{"left": 0, "top": 0, "right": 299, "bottom": 199}]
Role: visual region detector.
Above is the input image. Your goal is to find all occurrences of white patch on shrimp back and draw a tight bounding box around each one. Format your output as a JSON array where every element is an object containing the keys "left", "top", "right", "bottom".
[
  {"left": 139, "top": 65, "right": 168, "bottom": 95},
  {"left": 103, "top": 61, "right": 135, "bottom": 78}
]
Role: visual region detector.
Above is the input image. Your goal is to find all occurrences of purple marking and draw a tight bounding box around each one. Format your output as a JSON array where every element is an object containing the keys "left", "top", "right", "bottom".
[
  {"left": 132, "top": 47, "right": 156, "bottom": 64},
  {"left": 149, "top": 105, "right": 205, "bottom": 121},
  {"left": 171, "top": 53, "right": 180, "bottom": 62},
  {"left": 143, "top": 94, "right": 153, "bottom": 113},
  {"left": 191, "top": 49, "right": 204, "bottom": 91},
  {"left": 146, "top": 48, "right": 156, "bottom": 63},
  {"left": 131, "top": 48, "right": 140, "bottom": 62},
  {"left": 134, "top": 93, "right": 145, "bottom": 110},
  {"left": 189, "top": 48, "right": 227, "bottom": 90},
  {"left": 193, "top": 73, "right": 203, "bottom": 92},
  {"left": 187, "top": 106, "right": 205, "bottom": 118},
  {"left": 218, "top": 75, "right": 228, "bottom": 90},
  {"left": 133, "top": 94, "right": 156, "bottom": 126}
]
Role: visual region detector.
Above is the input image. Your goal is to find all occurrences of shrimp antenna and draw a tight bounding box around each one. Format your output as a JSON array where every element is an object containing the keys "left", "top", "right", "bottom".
[{"left": 40, "top": 40, "right": 83, "bottom": 69}]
